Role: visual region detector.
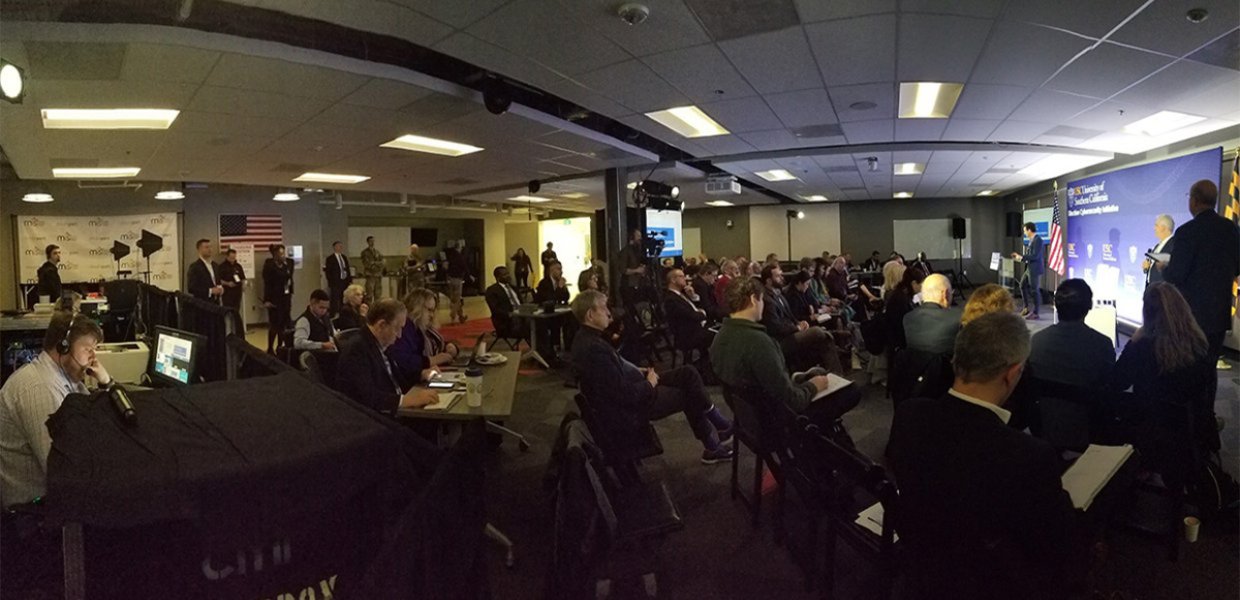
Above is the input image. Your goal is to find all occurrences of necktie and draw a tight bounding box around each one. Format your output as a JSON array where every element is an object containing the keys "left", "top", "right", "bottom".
[
  {"left": 504, "top": 285, "right": 520, "bottom": 307},
  {"left": 337, "top": 254, "right": 345, "bottom": 278},
  {"left": 380, "top": 348, "right": 402, "bottom": 395}
]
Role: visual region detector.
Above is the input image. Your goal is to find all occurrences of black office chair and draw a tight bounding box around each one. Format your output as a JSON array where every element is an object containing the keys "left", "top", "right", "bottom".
[
  {"left": 721, "top": 385, "right": 792, "bottom": 542},
  {"left": 573, "top": 393, "right": 662, "bottom": 486},
  {"left": 888, "top": 348, "right": 952, "bottom": 406}
]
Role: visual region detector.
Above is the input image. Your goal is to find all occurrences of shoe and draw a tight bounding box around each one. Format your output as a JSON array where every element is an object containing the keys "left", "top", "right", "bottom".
[
  {"left": 459, "top": 314, "right": 469, "bottom": 324},
  {"left": 1020, "top": 307, "right": 1030, "bottom": 317},
  {"left": 701, "top": 445, "right": 735, "bottom": 465},
  {"left": 717, "top": 426, "right": 735, "bottom": 446},
  {"left": 1025, "top": 313, "right": 1040, "bottom": 320}
]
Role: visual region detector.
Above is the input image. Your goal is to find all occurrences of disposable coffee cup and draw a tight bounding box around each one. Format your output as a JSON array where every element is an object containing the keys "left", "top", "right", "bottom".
[
  {"left": 1184, "top": 516, "right": 1200, "bottom": 543},
  {"left": 477, "top": 341, "right": 487, "bottom": 357},
  {"left": 465, "top": 366, "right": 484, "bottom": 408}
]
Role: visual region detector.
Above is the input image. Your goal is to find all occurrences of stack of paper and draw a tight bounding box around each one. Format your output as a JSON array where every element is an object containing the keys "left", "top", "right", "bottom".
[
  {"left": 854, "top": 502, "right": 899, "bottom": 541},
  {"left": 422, "top": 391, "right": 463, "bottom": 411},
  {"left": 1061, "top": 444, "right": 1134, "bottom": 510},
  {"left": 810, "top": 374, "right": 854, "bottom": 403}
]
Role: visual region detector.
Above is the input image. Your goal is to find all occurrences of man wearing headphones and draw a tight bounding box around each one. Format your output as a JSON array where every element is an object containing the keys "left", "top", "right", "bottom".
[{"left": 0, "top": 311, "right": 110, "bottom": 509}]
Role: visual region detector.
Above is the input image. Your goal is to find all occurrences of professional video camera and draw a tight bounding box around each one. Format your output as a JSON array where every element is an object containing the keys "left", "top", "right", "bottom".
[{"left": 643, "top": 230, "right": 666, "bottom": 259}]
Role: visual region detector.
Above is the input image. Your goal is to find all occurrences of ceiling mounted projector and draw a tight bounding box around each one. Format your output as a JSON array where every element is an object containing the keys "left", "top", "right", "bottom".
[{"left": 705, "top": 175, "right": 741, "bottom": 195}]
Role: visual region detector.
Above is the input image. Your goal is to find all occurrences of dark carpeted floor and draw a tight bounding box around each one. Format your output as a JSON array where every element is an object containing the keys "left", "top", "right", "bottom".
[{"left": 469, "top": 335, "right": 1240, "bottom": 600}]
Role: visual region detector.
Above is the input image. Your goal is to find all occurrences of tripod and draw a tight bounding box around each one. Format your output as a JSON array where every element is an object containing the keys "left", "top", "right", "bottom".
[{"left": 953, "top": 238, "right": 973, "bottom": 290}]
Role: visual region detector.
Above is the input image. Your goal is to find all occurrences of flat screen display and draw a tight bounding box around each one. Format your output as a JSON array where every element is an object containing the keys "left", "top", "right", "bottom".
[
  {"left": 645, "top": 209, "right": 683, "bottom": 258},
  {"left": 153, "top": 327, "right": 198, "bottom": 385}
]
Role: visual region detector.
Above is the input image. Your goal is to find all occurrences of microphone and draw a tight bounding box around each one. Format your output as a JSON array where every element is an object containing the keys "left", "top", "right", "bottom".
[{"left": 108, "top": 383, "right": 138, "bottom": 426}]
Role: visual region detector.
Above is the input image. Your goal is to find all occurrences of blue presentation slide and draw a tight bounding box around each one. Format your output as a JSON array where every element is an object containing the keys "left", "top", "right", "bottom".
[
  {"left": 1066, "top": 146, "right": 1221, "bottom": 325},
  {"left": 646, "top": 209, "right": 683, "bottom": 258}
]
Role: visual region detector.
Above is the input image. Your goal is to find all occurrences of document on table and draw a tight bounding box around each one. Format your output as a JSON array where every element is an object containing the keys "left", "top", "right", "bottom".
[
  {"left": 422, "top": 391, "right": 463, "bottom": 411},
  {"left": 1061, "top": 444, "right": 1134, "bottom": 510},
  {"left": 855, "top": 502, "right": 898, "bottom": 541},
  {"left": 810, "top": 373, "right": 854, "bottom": 403}
]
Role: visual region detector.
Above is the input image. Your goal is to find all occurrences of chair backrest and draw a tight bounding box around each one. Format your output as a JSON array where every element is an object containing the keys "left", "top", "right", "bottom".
[
  {"left": 1017, "top": 376, "right": 1099, "bottom": 452},
  {"left": 299, "top": 351, "right": 324, "bottom": 384},
  {"left": 798, "top": 417, "right": 899, "bottom": 545},
  {"left": 721, "top": 384, "right": 788, "bottom": 452},
  {"left": 573, "top": 393, "right": 663, "bottom": 464},
  {"left": 889, "top": 348, "right": 952, "bottom": 404}
]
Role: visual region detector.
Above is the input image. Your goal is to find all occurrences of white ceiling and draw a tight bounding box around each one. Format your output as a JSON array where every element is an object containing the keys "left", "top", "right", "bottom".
[{"left": 1, "top": 0, "right": 1238, "bottom": 210}]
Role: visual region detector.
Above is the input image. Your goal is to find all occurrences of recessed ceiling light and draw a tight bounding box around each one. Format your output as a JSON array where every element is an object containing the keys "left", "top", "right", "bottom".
[
  {"left": 705, "top": 200, "right": 735, "bottom": 207},
  {"left": 977, "top": 190, "right": 997, "bottom": 197},
  {"left": 898, "top": 82, "right": 964, "bottom": 119},
  {"left": 1, "top": 60, "right": 25, "bottom": 103},
  {"left": 22, "top": 192, "right": 52, "bottom": 203},
  {"left": 380, "top": 134, "right": 483, "bottom": 157},
  {"left": 507, "top": 195, "right": 552, "bottom": 203},
  {"left": 755, "top": 169, "right": 797, "bottom": 182},
  {"left": 272, "top": 191, "right": 300, "bottom": 202},
  {"left": 893, "top": 162, "right": 924, "bottom": 175},
  {"left": 559, "top": 192, "right": 588, "bottom": 199},
  {"left": 52, "top": 167, "right": 140, "bottom": 178},
  {"left": 800, "top": 194, "right": 829, "bottom": 202},
  {"left": 1121, "top": 110, "right": 1206, "bottom": 137},
  {"left": 293, "top": 172, "right": 371, "bottom": 184},
  {"left": 155, "top": 190, "right": 185, "bottom": 200},
  {"left": 644, "top": 105, "right": 730, "bottom": 138},
  {"left": 893, "top": 192, "right": 914, "bottom": 199},
  {"left": 41, "top": 108, "right": 179, "bottom": 129}
]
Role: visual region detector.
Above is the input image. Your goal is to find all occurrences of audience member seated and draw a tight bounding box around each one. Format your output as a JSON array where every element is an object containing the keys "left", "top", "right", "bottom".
[
  {"left": 536, "top": 261, "right": 573, "bottom": 353},
  {"left": 1028, "top": 279, "right": 1115, "bottom": 387},
  {"left": 662, "top": 268, "right": 715, "bottom": 360},
  {"left": 760, "top": 264, "right": 843, "bottom": 373},
  {"left": 691, "top": 262, "right": 727, "bottom": 321},
  {"left": 960, "top": 283, "right": 1015, "bottom": 326},
  {"left": 334, "top": 283, "right": 368, "bottom": 331},
  {"left": 903, "top": 274, "right": 960, "bottom": 356},
  {"left": 570, "top": 290, "right": 734, "bottom": 464},
  {"left": 485, "top": 266, "right": 525, "bottom": 342},
  {"left": 715, "top": 259, "right": 738, "bottom": 307},
  {"left": 711, "top": 277, "right": 859, "bottom": 427},
  {"left": 824, "top": 256, "right": 851, "bottom": 301},
  {"left": 909, "top": 251, "right": 934, "bottom": 275},
  {"left": 1111, "top": 282, "right": 1215, "bottom": 474},
  {"left": 399, "top": 288, "right": 461, "bottom": 374},
  {"left": 293, "top": 289, "right": 338, "bottom": 351},
  {"left": 861, "top": 251, "right": 883, "bottom": 272},
  {"left": 577, "top": 268, "right": 600, "bottom": 294},
  {"left": 890, "top": 312, "right": 1080, "bottom": 599},
  {"left": 335, "top": 299, "right": 437, "bottom": 415},
  {"left": 785, "top": 270, "right": 822, "bottom": 320}
]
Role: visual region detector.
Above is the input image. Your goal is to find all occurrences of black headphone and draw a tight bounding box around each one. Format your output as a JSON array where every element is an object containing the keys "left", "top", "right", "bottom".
[{"left": 56, "top": 313, "right": 81, "bottom": 355}]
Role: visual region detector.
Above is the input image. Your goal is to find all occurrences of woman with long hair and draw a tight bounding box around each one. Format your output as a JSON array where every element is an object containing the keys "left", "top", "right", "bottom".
[
  {"left": 510, "top": 247, "right": 533, "bottom": 289},
  {"left": 883, "top": 267, "right": 926, "bottom": 351},
  {"left": 386, "top": 288, "right": 458, "bottom": 389},
  {"left": 881, "top": 261, "right": 906, "bottom": 298},
  {"left": 960, "top": 283, "right": 1015, "bottom": 325}
]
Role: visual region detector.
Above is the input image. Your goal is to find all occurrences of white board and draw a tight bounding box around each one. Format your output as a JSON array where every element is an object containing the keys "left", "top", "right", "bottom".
[
  {"left": 348, "top": 227, "right": 409, "bottom": 258},
  {"left": 893, "top": 218, "right": 970, "bottom": 260}
]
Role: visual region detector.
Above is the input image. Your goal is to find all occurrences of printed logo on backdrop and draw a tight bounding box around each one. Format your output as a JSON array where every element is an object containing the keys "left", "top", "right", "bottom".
[
  {"left": 120, "top": 230, "right": 139, "bottom": 241},
  {"left": 22, "top": 217, "right": 44, "bottom": 227},
  {"left": 88, "top": 247, "right": 111, "bottom": 257},
  {"left": 149, "top": 215, "right": 168, "bottom": 225},
  {"left": 56, "top": 232, "right": 76, "bottom": 242},
  {"left": 16, "top": 213, "right": 182, "bottom": 291},
  {"left": 88, "top": 218, "right": 110, "bottom": 227}
]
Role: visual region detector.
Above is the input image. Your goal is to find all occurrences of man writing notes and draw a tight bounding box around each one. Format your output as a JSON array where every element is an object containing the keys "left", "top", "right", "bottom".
[{"left": 1011, "top": 222, "right": 1044, "bottom": 320}]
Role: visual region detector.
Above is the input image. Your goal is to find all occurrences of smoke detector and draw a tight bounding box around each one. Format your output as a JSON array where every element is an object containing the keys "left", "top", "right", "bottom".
[{"left": 617, "top": 3, "right": 649, "bottom": 26}]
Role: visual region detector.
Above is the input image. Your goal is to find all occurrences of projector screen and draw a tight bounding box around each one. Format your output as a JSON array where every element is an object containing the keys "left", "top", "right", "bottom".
[
  {"left": 646, "top": 209, "right": 683, "bottom": 258},
  {"left": 1066, "top": 146, "right": 1221, "bottom": 325}
]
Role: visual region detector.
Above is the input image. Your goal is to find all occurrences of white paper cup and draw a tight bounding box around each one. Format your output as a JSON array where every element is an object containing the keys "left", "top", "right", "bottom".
[
  {"left": 38, "top": 295, "right": 50, "bottom": 304},
  {"left": 1184, "top": 516, "right": 1200, "bottom": 543}
]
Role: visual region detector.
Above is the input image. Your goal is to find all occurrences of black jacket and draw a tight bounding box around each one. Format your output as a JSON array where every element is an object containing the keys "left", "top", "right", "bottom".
[
  {"left": 785, "top": 286, "right": 820, "bottom": 321},
  {"left": 692, "top": 277, "right": 725, "bottom": 321},
  {"left": 569, "top": 326, "right": 653, "bottom": 459},
  {"left": 1028, "top": 320, "right": 1115, "bottom": 387},
  {"left": 334, "top": 305, "right": 364, "bottom": 331},
  {"left": 324, "top": 253, "right": 352, "bottom": 288},
  {"left": 1145, "top": 236, "right": 1174, "bottom": 285},
  {"left": 760, "top": 287, "right": 799, "bottom": 340},
  {"left": 890, "top": 393, "right": 1078, "bottom": 600},
  {"left": 216, "top": 261, "right": 246, "bottom": 307},
  {"left": 662, "top": 290, "right": 712, "bottom": 351},
  {"left": 334, "top": 325, "right": 403, "bottom": 415},
  {"left": 883, "top": 288, "right": 916, "bottom": 351},
  {"left": 485, "top": 282, "right": 522, "bottom": 336},
  {"left": 902, "top": 303, "right": 962, "bottom": 356},
  {"left": 262, "top": 257, "right": 295, "bottom": 304},
  {"left": 535, "top": 277, "right": 570, "bottom": 305},
  {"left": 186, "top": 258, "right": 218, "bottom": 301},
  {"left": 1163, "top": 209, "right": 1240, "bottom": 334},
  {"left": 36, "top": 260, "right": 62, "bottom": 300}
]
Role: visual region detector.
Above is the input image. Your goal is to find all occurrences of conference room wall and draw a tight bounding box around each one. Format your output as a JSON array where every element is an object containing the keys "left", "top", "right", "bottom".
[
  {"left": 504, "top": 221, "right": 540, "bottom": 278},
  {"left": 838, "top": 198, "right": 1005, "bottom": 284},
  {"left": 681, "top": 205, "right": 752, "bottom": 259}
]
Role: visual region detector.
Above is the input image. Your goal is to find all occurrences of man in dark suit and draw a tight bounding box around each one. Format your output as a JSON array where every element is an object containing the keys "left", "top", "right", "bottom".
[
  {"left": 324, "top": 240, "right": 352, "bottom": 314},
  {"left": 890, "top": 311, "right": 1080, "bottom": 600},
  {"left": 36, "top": 244, "right": 63, "bottom": 302},
  {"left": 902, "top": 273, "right": 962, "bottom": 356},
  {"left": 570, "top": 289, "right": 733, "bottom": 464},
  {"left": 186, "top": 239, "right": 224, "bottom": 302},
  {"left": 216, "top": 248, "right": 246, "bottom": 310},
  {"left": 484, "top": 266, "right": 524, "bottom": 341},
  {"left": 1163, "top": 179, "right": 1240, "bottom": 411},
  {"left": 1028, "top": 279, "right": 1115, "bottom": 387},
  {"left": 691, "top": 262, "right": 726, "bottom": 321},
  {"left": 262, "top": 244, "right": 295, "bottom": 354},
  {"left": 1012, "top": 222, "right": 1045, "bottom": 319},
  {"left": 334, "top": 298, "right": 436, "bottom": 415},
  {"left": 1142, "top": 214, "right": 1175, "bottom": 286},
  {"left": 662, "top": 267, "right": 714, "bottom": 361},
  {"left": 761, "top": 264, "right": 841, "bottom": 373}
]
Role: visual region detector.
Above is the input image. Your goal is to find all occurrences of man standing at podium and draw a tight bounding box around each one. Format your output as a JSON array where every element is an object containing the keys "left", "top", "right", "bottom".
[
  {"left": 1011, "top": 222, "right": 1044, "bottom": 320},
  {"left": 1142, "top": 214, "right": 1175, "bottom": 286}
]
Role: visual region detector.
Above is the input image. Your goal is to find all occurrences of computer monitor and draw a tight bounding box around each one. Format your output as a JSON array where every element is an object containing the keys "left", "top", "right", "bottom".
[{"left": 150, "top": 326, "right": 205, "bottom": 386}]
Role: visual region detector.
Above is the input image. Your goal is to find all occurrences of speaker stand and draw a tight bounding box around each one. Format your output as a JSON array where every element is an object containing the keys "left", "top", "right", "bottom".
[{"left": 953, "top": 238, "right": 973, "bottom": 292}]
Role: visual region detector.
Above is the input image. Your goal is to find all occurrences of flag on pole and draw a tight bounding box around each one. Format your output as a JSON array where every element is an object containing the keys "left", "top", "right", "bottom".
[{"left": 1048, "top": 181, "right": 1066, "bottom": 276}]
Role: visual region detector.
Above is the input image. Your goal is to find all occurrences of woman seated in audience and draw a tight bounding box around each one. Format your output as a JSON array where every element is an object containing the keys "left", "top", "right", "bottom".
[
  {"left": 883, "top": 266, "right": 925, "bottom": 352},
  {"left": 715, "top": 259, "right": 738, "bottom": 306},
  {"left": 1112, "top": 282, "right": 1214, "bottom": 485},
  {"left": 387, "top": 288, "right": 458, "bottom": 389},
  {"left": 577, "top": 269, "right": 600, "bottom": 295},
  {"left": 880, "top": 261, "right": 906, "bottom": 299},
  {"left": 960, "top": 283, "right": 1015, "bottom": 325},
  {"left": 808, "top": 258, "right": 831, "bottom": 306},
  {"left": 333, "top": 283, "right": 368, "bottom": 331}
]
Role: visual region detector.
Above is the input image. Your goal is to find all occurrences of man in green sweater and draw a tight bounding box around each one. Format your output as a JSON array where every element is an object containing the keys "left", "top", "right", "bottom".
[{"left": 711, "top": 276, "right": 861, "bottom": 426}]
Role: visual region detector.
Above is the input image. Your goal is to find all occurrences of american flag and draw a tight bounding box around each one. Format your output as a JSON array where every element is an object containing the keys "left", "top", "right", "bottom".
[
  {"left": 1047, "top": 181, "right": 1066, "bottom": 276},
  {"left": 219, "top": 214, "right": 283, "bottom": 249}
]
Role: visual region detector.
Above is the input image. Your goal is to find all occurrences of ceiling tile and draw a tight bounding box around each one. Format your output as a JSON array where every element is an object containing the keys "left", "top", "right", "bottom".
[
  {"left": 1062, "top": 101, "right": 1160, "bottom": 132},
  {"left": 697, "top": 96, "right": 785, "bottom": 133},
  {"left": 950, "top": 84, "right": 1034, "bottom": 120},
  {"left": 828, "top": 83, "right": 896, "bottom": 122},
  {"left": 186, "top": 86, "right": 332, "bottom": 120},
  {"left": 1109, "top": 0, "right": 1240, "bottom": 57},
  {"left": 1185, "top": 29, "right": 1240, "bottom": 71},
  {"left": 204, "top": 54, "right": 369, "bottom": 101},
  {"left": 303, "top": 103, "right": 421, "bottom": 134},
  {"left": 806, "top": 15, "right": 896, "bottom": 85},
  {"left": 1113, "top": 59, "right": 1239, "bottom": 116},
  {"left": 120, "top": 43, "right": 219, "bottom": 84},
  {"left": 1165, "top": 76, "right": 1240, "bottom": 120},
  {"left": 1045, "top": 43, "right": 1174, "bottom": 99},
  {"left": 987, "top": 120, "right": 1053, "bottom": 143},
  {"left": 940, "top": 118, "right": 1000, "bottom": 140},
  {"left": 897, "top": 14, "right": 992, "bottom": 82},
  {"left": 433, "top": 33, "right": 565, "bottom": 90},
  {"left": 794, "top": 0, "right": 894, "bottom": 22},
  {"left": 642, "top": 43, "right": 758, "bottom": 103},
  {"left": 273, "top": 0, "right": 455, "bottom": 46},
  {"left": 557, "top": 0, "right": 712, "bottom": 57},
  {"left": 685, "top": 0, "right": 801, "bottom": 42},
  {"left": 576, "top": 59, "right": 692, "bottom": 113},
  {"left": 969, "top": 20, "right": 1093, "bottom": 87},
  {"left": 25, "top": 80, "right": 199, "bottom": 109},
  {"left": 841, "top": 119, "right": 894, "bottom": 144},
  {"left": 339, "top": 78, "right": 436, "bottom": 111},
  {"left": 719, "top": 26, "right": 824, "bottom": 93},
  {"left": 764, "top": 88, "right": 838, "bottom": 128},
  {"left": 894, "top": 119, "right": 947, "bottom": 141},
  {"left": 466, "top": 0, "right": 630, "bottom": 76},
  {"left": 392, "top": 0, "right": 510, "bottom": 29},
  {"left": 542, "top": 78, "right": 636, "bottom": 119},
  {"left": 687, "top": 135, "right": 757, "bottom": 156},
  {"left": 736, "top": 129, "right": 803, "bottom": 151},
  {"left": 1006, "top": 89, "right": 1100, "bottom": 124},
  {"left": 1004, "top": 0, "right": 1143, "bottom": 39},
  {"left": 172, "top": 111, "right": 302, "bottom": 139},
  {"left": 901, "top": 0, "right": 1003, "bottom": 18}
]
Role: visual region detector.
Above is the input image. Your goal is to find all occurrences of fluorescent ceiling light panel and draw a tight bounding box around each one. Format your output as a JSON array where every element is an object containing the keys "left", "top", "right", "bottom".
[
  {"left": 705, "top": 200, "right": 735, "bottom": 207},
  {"left": 52, "top": 167, "right": 140, "bottom": 178},
  {"left": 977, "top": 190, "right": 996, "bottom": 197},
  {"left": 755, "top": 169, "right": 797, "bottom": 182},
  {"left": 507, "top": 195, "right": 552, "bottom": 203},
  {"left": 1122, "top": 111, "right": 1206, "bottom": 137},
  {"left": 644, "top": 105, "right": 730, "bottom": 138},
  {"left": 800, "top": 194, "right": 829, "bottom": 202},
  {"left": 272, "top": 191, "right": 300, "bottom": 202},
  {"left": 1018, "top": 154, "right": 1109, "bottom": 180},
  {"left": 41, "top": 108, "right": 179, "bottom": 129},
  {"left": 381, "top": 134, "right": 483, "bottom": 157},
  {"left": 893, "top": 162, "right": 924, "bottom": 175},
  {"left": 898, "top": 82, "right": 964, "bottom": 119},
  {"left": 893, "top": 192, "right": 914, "bottom": 199},
  {"left": 155, "top": 190, "right": 185, "bottom": 200},
  {"left": 22, "top": 192, "right": 53, "bottom": 203},
  {"left": 293, "top": 172, "right": 371, "bottom": 184},
  {"left": 559, "top": 192, "right": 588, "bottom": 199}
]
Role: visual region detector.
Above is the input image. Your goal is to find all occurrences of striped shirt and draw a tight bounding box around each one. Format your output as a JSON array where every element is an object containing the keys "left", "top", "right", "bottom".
[{"left": 0, "top": 352, "right": 88, "bottom": 508}]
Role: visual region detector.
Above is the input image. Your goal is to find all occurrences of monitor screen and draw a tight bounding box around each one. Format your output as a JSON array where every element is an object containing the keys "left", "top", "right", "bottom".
[
  {"left": 152, "top": 326, "right": 204, "bottom": 386},
  {"left": 645, "top": 208, "right": 683, "bottom": 258}
]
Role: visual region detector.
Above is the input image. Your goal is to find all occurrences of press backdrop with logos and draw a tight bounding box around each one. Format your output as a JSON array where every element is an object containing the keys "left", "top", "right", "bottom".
[{"left": 15, "top": 212, "right": 182, "bottom": 292}]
